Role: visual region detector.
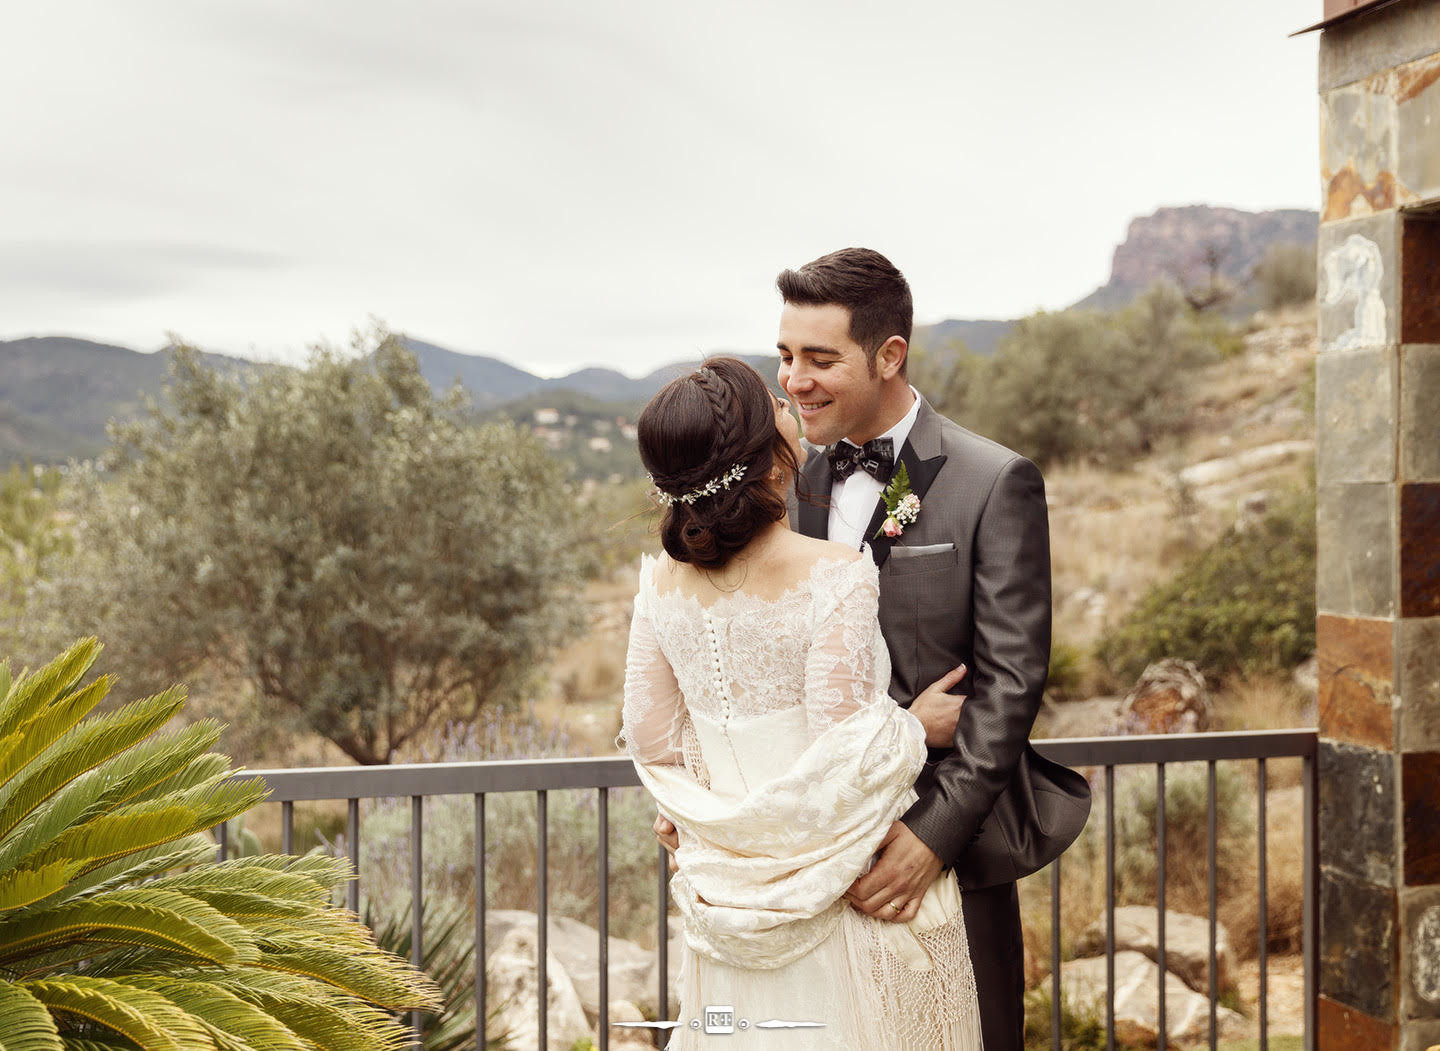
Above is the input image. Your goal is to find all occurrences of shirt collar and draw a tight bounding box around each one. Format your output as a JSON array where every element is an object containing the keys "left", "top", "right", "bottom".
[{"left": 840, "top": 386, "right": 921, "bottom": 455}]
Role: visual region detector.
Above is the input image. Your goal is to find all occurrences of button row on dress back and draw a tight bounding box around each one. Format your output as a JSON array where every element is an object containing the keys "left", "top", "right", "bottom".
[{"left": 702, "top": 610, "right": 730, "bottom": 720}]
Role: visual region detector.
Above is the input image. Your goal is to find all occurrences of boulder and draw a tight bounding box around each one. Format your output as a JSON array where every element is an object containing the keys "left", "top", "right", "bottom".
[
  {"left": 1074, "top": 906, "right": 1236, "bottom": 995},
  {"left": 545, "top": 914, "right": 664, "bottom": 1022},
  {"left": 1060, "top": 951, "right": 1245, "bottom": 1045},
  {"left": 487, "top": 925, "right": 593, "bottom": 1051},
  {"left": 642, "top": 928, "right": 684, "bottom": 1017},
  {"left": 483, "top": 909, "right": 678, "bottom": 1023},
  {"left": 608, "top": 1000, "right": 660, "bottom": 1049},
  {"left": 1121, "top": 660, "right": 1210, "bottom": 735}
]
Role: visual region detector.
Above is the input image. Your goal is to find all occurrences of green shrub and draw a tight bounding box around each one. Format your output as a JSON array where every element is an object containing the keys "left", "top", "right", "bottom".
[
  {"left": 355, "top": 718, "right": 662, "bottom": 946},
  {"left": 937, "top": 283, "right": 1223, "bottom": 469},
  {"left": 1097, "top": 488, "right": 1316, "bottom": 685},
  {"left": 1253, "top": 242, "right": 1317, "bottom": 310},
  {"left": 1023, "top": 986, "right": 1107, "bottom": 1050}
]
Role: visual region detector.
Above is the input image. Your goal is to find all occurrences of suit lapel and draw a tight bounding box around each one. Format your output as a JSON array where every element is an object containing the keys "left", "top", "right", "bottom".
[
  {"left": 795, "top": 444, "right": 832, "bottom": 540},
  {"left": 866, "top": 399, "right": 948, "bottom": 569}
]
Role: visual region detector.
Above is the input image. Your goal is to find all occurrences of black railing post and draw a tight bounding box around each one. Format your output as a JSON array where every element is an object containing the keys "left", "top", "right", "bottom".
[
  {"left": 598, "top": 787, "right": 610, "bottom": 1051},
  {"left": 475, "top": 791, "right": 486, "bottom": 1051}
]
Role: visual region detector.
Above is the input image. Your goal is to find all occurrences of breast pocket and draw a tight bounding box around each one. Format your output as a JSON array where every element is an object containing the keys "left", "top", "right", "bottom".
[{"left": 886, "top": 544, "right": 958, "bottom": 576}]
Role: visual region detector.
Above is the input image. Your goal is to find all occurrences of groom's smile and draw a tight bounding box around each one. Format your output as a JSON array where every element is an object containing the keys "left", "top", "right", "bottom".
[{"left": 777, "top": 301, "right": 904, "bottom": 448}]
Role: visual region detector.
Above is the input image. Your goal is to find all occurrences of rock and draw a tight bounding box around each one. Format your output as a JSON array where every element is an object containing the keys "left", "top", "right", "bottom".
[
  {"left": 1293, "top": 653, "right": 1319, "bottom": 700},
  {"left": 1236, "top": 490, "right": 1272, "bottom": 530},
  {"left": 545, "top": 914, "right": 664, "bottom": 1022},
  {"left": 487, "top": 925, "right": 593, "bottom": 1051},
  {"left": 1060, "top": 951, "right": 1245, "bottom": 1045},
  {"left": 1073, "top": 907, "right": 1236, "bottom": 995},
  {"left": 1121, "top": 660, "right": 1210, "bottom": 735},
  {"left": 609, "top": 1000, "right": 659, "bottom": 1049},
  {"left": 641, "top": 928, "right": 684, "bottom": 1017},
  {"left": 1177, "top": 440, "right": 1314, "bottom": 489},
  {"left": 1035, "top": 696, "right": 1124, "bottom": 740}
]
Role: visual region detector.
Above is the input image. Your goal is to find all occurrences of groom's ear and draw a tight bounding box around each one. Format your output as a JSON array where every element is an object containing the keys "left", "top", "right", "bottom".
[{"left": 874, "top": 336, "right": 908, "bottom": 381}]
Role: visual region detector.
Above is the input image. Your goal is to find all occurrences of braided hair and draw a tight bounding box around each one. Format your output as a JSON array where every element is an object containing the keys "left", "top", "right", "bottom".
[{"left": 638, "top": 357, "right": 800, "bottom": 570}]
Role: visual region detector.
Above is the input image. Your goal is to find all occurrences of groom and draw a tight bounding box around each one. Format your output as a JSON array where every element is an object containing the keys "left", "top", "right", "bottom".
[{"left": 777, "top": 247, "right": 1090, "bottom": 1050}]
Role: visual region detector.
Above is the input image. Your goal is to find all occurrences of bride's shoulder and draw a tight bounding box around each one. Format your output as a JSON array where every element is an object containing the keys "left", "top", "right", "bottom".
[
  {"left": 773, "top": 535, "right": 874, "bottom": 592},
  {"left": 782, "top": 532, "right": 864, "bottom": 567}
]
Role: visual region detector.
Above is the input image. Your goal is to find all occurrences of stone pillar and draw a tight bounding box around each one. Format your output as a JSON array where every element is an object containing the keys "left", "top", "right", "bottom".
[{"left": 1315, "top": 4, "right": 1440, "bottom": 1049}]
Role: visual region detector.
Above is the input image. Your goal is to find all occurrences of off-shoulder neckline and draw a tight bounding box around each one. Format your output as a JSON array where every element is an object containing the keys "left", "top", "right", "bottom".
[{"left": 641, "top": 547, "right": 875, "bottom": 615}]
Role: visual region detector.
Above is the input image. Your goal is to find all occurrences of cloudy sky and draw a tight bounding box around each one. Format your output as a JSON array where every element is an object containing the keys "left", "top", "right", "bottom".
[{"left": 2, "top": 0, "right": 1319, "bottom": 377}]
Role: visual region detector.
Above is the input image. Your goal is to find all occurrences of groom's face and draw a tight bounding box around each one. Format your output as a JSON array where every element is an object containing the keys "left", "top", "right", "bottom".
[{"left": 776, "top": 302, "right": 887, "bottom": 448}]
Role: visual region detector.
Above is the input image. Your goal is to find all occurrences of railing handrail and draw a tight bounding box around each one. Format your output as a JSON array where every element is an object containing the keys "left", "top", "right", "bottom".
[{"left": 231, "top": 728, "right": 1318, "bottom": 801}]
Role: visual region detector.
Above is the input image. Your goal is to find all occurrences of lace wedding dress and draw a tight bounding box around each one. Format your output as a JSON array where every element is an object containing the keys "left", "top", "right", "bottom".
[{"left": 620, "top": 553, "right": 982, "bottom": 1050}]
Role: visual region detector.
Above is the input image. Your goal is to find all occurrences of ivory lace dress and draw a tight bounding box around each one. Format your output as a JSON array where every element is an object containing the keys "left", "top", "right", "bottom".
[{"left": 619, "top": 553, "right": 982, "bottom": 1050}]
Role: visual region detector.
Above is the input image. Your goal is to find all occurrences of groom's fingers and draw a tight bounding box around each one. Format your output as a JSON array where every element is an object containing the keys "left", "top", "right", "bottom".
[{"left": 934, "top": 663, "right": 968, "bottom": 693}]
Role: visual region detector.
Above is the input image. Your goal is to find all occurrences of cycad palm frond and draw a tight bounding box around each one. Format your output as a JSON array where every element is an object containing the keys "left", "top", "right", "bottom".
[{"left": 0, "top": 640, "right": 440, "bottom": 1050}]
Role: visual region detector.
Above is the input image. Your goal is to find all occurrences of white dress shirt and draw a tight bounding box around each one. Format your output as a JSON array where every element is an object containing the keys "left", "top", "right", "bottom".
[{"left": 827, "top": 388, "right": 921, "bottom": 550}]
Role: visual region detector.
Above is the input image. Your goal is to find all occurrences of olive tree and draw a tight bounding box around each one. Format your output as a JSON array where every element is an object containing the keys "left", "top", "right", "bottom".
[
  {"left": 950, "top": 283, "right": 1220, "bottom": 468},
  {"left": 33, "top": 333, "right": 583, "bottom": 764}
]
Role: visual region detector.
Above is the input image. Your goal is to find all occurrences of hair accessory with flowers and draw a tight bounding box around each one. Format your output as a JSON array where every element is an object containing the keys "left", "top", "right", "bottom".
[
  {"left": 650, "top": 462, "right": 747, "bottom": 507},
  {"left": 873, "top": 463, "right": 921, "bottom": 539}
]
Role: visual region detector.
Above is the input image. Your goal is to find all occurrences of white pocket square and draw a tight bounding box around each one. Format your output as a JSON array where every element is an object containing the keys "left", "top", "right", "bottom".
[{"left": 892, "top": 543, "right": 955, "bottom": 557}]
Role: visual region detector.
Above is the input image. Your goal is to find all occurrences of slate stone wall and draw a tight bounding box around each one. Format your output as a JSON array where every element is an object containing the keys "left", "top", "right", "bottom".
[{"left": 1316, "top": 4, "right": 1440, "bottom": 1047}]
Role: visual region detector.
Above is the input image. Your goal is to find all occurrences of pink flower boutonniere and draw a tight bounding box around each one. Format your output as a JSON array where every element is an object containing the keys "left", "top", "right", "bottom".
[{"left": 874, "top": 463, "right": 922, "bottom": 539}]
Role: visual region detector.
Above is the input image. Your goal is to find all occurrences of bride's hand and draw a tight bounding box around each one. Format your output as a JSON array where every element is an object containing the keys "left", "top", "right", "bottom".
[
  {"left": 654, "top": 813, "right": 680, "bottom": 874},
  {"left": 908, "top": 664, "right": 968, "bottom": 748}
]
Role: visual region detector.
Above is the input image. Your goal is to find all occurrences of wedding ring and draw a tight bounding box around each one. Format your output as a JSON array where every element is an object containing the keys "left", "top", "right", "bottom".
[{"left": 888, "top": 900, "right": 903, "bottom": 912}]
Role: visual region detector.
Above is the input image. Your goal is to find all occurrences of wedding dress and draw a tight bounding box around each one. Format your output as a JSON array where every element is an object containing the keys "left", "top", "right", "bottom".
[{"left": 620, "top": 553, "right": 982, "bottom": 1050}]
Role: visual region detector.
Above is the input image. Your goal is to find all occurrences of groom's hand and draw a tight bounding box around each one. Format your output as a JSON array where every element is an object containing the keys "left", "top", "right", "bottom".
[
  {"left": 844, "top": 821, "right": 943, "bottom": 924},
  {"left": 909, "top": 663, "right": 968, "bottom": 748},
  {"left": 653, "top": 814, "right": 680, "bottom": 874}
]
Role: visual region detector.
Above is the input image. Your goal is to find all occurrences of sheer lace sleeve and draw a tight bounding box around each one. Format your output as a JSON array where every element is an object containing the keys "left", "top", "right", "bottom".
[
  {"left": 619, "top": 559, "right": 710, "bottom": 786},
  {"left": 619, "top": 577, "right": 685, "bottom": 765},
  {"left": 802, "top": 558, "right": 884, "bottom": 739}
]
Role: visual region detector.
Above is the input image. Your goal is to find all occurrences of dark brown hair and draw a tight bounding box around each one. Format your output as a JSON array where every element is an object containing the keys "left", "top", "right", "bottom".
[
  {"left": 775, "top": 247, "right": 912, "bottom": 374},
  {"left": 637, "top": 357, "right": 800, "bottom": 570}
]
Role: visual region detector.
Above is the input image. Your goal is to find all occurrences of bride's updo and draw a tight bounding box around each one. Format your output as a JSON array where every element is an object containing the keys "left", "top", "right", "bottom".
[{"left": 638, "top": 357, "right": 800, "bottom": 570}]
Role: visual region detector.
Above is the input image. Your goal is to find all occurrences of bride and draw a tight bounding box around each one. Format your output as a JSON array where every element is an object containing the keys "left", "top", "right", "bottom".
[{"left": 618, "top": 357, "right": 983, "bottom": 1049}]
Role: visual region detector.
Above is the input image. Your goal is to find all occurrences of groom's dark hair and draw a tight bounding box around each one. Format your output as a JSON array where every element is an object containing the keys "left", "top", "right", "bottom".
[
  {"left": 638, "top": 357, "right": 801, "bottom": 570},
  {"left": 776, "top": 248, "right": 912, "bottom": 375}
]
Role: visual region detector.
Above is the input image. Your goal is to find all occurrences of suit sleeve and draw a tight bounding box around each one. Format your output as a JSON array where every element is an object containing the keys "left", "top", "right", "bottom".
[{"left": 899, "top": 454, "right": 1051, "bottom": 870}]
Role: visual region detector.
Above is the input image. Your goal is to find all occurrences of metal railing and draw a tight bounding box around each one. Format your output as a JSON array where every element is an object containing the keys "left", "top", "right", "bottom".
[{"left": 225, "top": 728, "right": 1318, "bottom": 1051}]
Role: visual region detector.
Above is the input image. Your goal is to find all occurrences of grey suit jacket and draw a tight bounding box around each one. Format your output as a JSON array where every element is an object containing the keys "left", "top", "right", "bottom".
[{"left": 795, "top": 397, "right": 1090, "bottom": 888}]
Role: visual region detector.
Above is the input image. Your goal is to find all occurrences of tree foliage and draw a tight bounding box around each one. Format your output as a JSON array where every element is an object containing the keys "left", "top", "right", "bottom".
[
  {"left": 1252, "top": 242, "right": 1318, "bottom": 310},
  {"left": 0, "top": 638, "right": 439, "bottom": 1050},
  {"left": 927, "top": 283, "right": 1223, "bottom": 468},
  {"left": 31, "top": 334, "right": 584, "bottom": 764},
  {"left": 1097, "top": 487, "right": 1317, "bottom": 684}
]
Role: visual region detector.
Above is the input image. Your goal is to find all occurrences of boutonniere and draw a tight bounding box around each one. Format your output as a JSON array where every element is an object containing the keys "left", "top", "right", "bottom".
[{"left": 873, "top": 463, "right": 922, "bottom": 539}]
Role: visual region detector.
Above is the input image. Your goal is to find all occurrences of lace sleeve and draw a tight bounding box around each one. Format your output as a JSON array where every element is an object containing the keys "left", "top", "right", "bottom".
[
  {"left": 619, "top": 587, "right": 686, "bottom": 766},
  {"left": 802, "top": 559, "right": 884, "bottom": 738},
  {"left": 618, "top": 560, "right": 710, "bottom": 786}
]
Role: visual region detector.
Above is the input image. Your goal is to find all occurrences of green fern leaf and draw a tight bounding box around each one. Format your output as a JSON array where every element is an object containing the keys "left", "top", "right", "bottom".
[
  {"left": 0, "top": 678, "right": 111, "bottom": 800},
  {"left": 22, "top": 975, "right": 209, "bottom": 1051},
  {"left": 0, "top": 640, "right": 99, "bottom": 741},
  {"left": 0, "top": 690, "right": 187, "bottom": 842},
  {"left": 122, "top": 976, "right": 307, "bottom": 1051},
  {"left": 0, "top": 887, "right": 255, "bottom": 968},
  {"left": 0, "top": 980, "right": 63, "bottom": 1051},
  {"left": 0, "top": 860, "right": 83, "bottom": 914}
]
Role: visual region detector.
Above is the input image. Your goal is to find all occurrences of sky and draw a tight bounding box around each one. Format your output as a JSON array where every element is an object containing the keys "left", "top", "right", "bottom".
[{"left": 1, "top": 0, "right": 1320, "bottom": 378}]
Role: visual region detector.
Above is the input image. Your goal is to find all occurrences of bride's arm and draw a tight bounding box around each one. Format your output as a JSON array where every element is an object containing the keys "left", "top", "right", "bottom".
[
  {"left": 618, "top": 592, "right": 687, "bottom": 766},
  {"left": 801, "top": 563, "right": 887, "bottom": 739}
]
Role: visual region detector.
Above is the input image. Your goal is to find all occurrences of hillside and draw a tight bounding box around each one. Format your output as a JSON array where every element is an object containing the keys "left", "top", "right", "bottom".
[{"left": 0, "top": 203, "right": 1318, "bottom": 467}]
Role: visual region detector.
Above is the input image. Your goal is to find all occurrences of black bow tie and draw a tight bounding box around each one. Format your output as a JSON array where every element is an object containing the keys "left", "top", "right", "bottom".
[{"left": 828, "top": 437, "right": 895, "bottom": 483}]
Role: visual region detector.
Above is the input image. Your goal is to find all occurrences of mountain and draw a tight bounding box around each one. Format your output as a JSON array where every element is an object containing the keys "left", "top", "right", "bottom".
[
  {"left": 0, "top": 204, "right": 1321, "bottom": 467},
  {"left": 1073, "top": 205, "right": 1319, "bottom": 312},
  {"left": 0, "top": 337, "right": 252, "bottom": 462}
]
